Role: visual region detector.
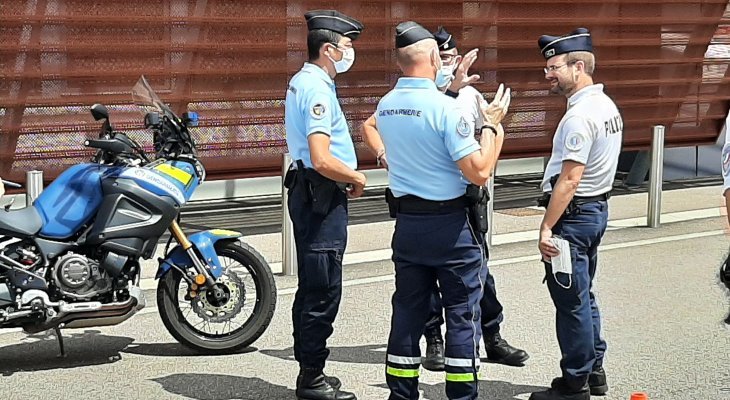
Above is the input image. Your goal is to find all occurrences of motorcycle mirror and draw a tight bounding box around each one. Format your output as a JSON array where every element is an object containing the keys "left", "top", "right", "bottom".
[{"left": 90, "top": 104, "right": 110, "bottom": 121}]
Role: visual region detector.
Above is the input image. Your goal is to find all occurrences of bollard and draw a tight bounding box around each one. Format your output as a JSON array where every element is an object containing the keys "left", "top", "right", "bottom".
[
  {"left": 281, "top": 153, "right": 297, "bottom": 276},
  {"left": 26, "top": 170, "right": 43, "bottom": 205},
  {"left": 487, "top": 168, "right": 495, "bottom": 248},
  {"left": 647, "top": 125, "right": 665, "bottom": 228}
]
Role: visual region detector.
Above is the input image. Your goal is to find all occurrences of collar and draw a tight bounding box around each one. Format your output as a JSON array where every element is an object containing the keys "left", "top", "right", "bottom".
[
  {"left": 302, "top": 62, "right": 334, "bottom": 87},
  {"left": 395, "top": 77, "right": 438, "bottom": 90},
  {"left": 568, "top": 83, "right": 604, "bottom": 107}
]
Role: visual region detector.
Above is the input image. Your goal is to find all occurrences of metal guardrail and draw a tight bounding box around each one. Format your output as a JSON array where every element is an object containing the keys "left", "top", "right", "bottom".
[
  {"left": 647, "top": 125, "right": 665, "bottom": 228},
  {"left": 281, "top": 153, "right": 297, "bottom": 276},
  {"left": 26, "top": 170, "right": 43, "bottom": 205}
]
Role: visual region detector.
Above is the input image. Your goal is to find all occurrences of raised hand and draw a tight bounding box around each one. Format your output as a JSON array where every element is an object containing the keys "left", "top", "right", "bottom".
[
  {"left": 480, "top": 83, "right": 511, "bottom": 126},
  {"left": 449, "top": 48, "right": 480, "bottom": 92}
]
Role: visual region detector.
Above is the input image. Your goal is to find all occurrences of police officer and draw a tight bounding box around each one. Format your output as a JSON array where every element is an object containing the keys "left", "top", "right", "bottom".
[
  {"left": 422, "top": 26, "right": 529, "bottom": 371},
  {"left": 530, "top": 28, "right": 623, "bottom": 400},
  {"left": 360, "top": 26, "right": 528, "bottom": 372},
  {"left": 284, "top": 9, "right": 365, "bottom": 400},
  {"left": 373, "top": 21, "right": 511, "bottom": 400}
]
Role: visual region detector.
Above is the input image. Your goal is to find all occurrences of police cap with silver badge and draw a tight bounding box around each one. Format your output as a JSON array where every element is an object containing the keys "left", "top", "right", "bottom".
[
  {"left": 433, "top": 26, "right": 457, "bottom": 50},
  {"left": 304, "top": 9, "right": 364, "bottom": 40},
  {"left": 538, "top": 27, "right": 593, "bottom": 59},
  {"left": 395, "top": 21, "right": 434, "bottom": 48}
]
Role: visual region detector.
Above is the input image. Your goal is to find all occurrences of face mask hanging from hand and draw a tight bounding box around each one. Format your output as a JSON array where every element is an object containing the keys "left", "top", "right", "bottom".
[
  {"left": 329, "top": 47, "right": 356, "bottom": 74},
  {"left": 435, "top": 63, "right": 455, "bottom": 89}
]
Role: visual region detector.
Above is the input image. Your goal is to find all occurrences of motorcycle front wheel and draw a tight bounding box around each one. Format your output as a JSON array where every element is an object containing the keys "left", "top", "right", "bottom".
[{"left": 157, "top": 240, "right": 277, "bottom": 353}]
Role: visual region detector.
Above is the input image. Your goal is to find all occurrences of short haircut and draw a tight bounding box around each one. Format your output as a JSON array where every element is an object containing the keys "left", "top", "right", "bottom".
[
  {"left": 396, "top": 39, "right": 437, "bottom": 68},
  {"left": 566, "top": 51, "right": 595, "bottom": 75},
  {"left": 307, "top": 29, "right": 344, "bottom": 61}
]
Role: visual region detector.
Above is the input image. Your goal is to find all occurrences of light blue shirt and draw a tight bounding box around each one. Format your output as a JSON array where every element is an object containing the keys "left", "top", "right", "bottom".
[
  {"left": 376, "top": 77, "right": 480, "bottom": 201},
  {"left": 285, "top": 63, "right": 357, "bottom": 170}
]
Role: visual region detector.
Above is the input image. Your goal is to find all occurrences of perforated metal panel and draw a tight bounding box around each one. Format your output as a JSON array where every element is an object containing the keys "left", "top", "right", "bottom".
[{"left": 1, "top": 0, "right": 729, "bottom": 182}]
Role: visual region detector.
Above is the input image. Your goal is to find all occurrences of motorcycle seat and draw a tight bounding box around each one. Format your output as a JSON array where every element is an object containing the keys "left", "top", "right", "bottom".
[{"left": 0, "top": 206, "right": 42, "bottom": 237}]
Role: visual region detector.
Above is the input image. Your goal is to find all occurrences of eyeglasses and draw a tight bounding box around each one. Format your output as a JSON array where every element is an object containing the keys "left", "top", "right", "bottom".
[
  {"left": 440, "top": 54, "right": 457, "bottom": 63},
  {"left": 543, "top": 62, "right": 574, "bottom": 74}
]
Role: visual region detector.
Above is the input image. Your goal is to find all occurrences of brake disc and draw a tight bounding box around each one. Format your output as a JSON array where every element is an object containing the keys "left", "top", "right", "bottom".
[{"left": 191, "top": 270, "right": 247, "bottom": 324}]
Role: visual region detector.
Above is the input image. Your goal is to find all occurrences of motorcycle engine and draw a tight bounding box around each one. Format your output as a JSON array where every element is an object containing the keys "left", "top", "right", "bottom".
[{"left": 53, "top": 252, "right": 111, "bottom": 300}]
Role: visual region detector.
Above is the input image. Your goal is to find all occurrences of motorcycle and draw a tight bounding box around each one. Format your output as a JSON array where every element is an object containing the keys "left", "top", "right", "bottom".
[{"left": 0, "top": 76, "right": 277, "bottom": 354}]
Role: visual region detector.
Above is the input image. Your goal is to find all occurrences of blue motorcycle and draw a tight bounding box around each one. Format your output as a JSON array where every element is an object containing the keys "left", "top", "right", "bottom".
[{"left": 0, "top": 76, "right": 276, "bottom": 354}]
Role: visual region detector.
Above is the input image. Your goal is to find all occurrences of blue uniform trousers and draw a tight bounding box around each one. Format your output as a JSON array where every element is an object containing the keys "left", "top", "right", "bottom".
[
  {"left": 543, "top": 200, "right": 608, "bottom": 387},
  {"left": 386, "top": 210, "right": 486, "bottom": 400},
  {"left": 288, "top": 176, "right": 348, "bottom": 370},
  {"left": 425, "top": 250, "right": 504, "bottom": 338}
]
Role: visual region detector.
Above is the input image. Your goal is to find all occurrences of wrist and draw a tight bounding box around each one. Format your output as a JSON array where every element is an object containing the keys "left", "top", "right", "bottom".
[
  {"left": 480, "top": 124, "right": 498, "bottom": 135},
  {"left": 376, "top": 148, "right": 386, "bottom": 166},
  {"left": 445, "top": 88, "right": 459, "bottom": 98}
]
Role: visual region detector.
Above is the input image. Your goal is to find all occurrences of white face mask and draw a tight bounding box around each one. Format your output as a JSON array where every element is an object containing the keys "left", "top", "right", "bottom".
[
  {"left": 329, "top": 47, "right": 355, "bottom": 74},
  {"left": 435, "top": 63, "right": 455, "bottom": 88}
]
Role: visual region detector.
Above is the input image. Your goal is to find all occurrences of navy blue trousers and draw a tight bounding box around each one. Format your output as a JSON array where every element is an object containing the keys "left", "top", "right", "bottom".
[
  {"left": 386, "top": 210, "right": 486, "bottom": 400},
  {"left": 425, "top": 248, "right": 503, "bottom": 338},
  {"left": 288, "top": 181, "right": 348, "bottom": 370},
  {"left": 543, "top": 201, "right": 608, "bottom": 387}
]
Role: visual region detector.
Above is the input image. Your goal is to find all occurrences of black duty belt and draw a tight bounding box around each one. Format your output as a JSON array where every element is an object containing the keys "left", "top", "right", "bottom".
[
  {"left": 573, "top": 192, "right": 611, "bottom": 204},
  {"left": 393, "top": 194, "right": 469, "bottom": 214}
]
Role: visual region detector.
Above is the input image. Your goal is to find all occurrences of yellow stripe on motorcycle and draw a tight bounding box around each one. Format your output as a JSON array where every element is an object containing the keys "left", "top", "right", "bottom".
[
  {"left": 445, "top": 372, "right": 477, "bottom": 382},
  {"left": 386, "top": 366, "right": 419, "bottom": 378},
  {"left": 155, "top": 164, "right": 193, "bottom": 186},
  {"left": 209, "top": 229, "right": 242, "bottom": 237}
]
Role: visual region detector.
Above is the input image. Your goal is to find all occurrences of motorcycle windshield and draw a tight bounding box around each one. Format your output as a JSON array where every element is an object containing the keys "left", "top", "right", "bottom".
[{"left": 131, "top": 76, "right": 175, "bottom": 118}]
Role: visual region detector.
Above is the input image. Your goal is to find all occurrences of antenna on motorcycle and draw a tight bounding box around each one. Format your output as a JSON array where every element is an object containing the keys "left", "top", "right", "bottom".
[{"left": 90, "top": 103, "right": 113, "bottom": 138}]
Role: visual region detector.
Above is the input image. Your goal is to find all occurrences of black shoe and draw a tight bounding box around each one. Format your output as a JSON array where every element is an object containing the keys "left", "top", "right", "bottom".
[
  {"left": 324, "top": 375, "right": 342, "bottom": 390},
  {"left": 296, "top": 368, "right": 356, "bottom": 400},
  {"left": 422, "top": 337, "right": 445, "bottom": 372},
  {"left": 529, "top": 378, "right": 590, "bottom": 400},
  {"left": 588, "top": 367, "right": 608, "bottom": 396},
  {"left": 484, "top": 332, "right": 529, "bottom": 366}
]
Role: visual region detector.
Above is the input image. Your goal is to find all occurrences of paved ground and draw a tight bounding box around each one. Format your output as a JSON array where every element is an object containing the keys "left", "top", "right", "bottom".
[{"left": 0, "top": 181, "right": 729, "bottom": 400}]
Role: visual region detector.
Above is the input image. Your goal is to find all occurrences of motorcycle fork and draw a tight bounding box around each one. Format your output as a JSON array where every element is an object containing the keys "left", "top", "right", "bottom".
[{"left": 169, "top": 220, "right": 216, "bottom": 287}]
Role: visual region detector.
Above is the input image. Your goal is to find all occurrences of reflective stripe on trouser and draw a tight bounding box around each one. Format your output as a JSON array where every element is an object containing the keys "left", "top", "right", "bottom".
[
  {"left": 289, "top": 185, "right": 348, "bottom": 370},
  {"left": 386, "top": 210, "right": 484, "bottom": 400},
  {"left": 445, "top": 357, "right": 480, "bottom": 383},
  {"left": 544, "top": 201, "right": 608, "bottom": 387}
]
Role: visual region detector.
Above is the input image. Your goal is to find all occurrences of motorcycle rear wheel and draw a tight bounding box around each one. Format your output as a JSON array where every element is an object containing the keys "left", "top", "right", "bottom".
[{"left": 157, "top": 240, "right": 276, "bottom": 353}]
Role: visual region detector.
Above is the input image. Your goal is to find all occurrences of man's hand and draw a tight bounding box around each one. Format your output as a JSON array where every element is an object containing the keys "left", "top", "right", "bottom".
[
  {"left": 480, "top": 83, "right": 511, "bottom": 126},
  {"left": 538, "top": 225, "right": 559, "bottom": 261},
  {"left": 448, "top": 48, "right": 480, "bottom": 92},
  {"left": 347, "top": 172, "right": 367, "bottom": 199}
]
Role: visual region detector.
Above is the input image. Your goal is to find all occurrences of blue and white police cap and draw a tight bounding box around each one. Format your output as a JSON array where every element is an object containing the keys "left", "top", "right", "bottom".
[
  {"left": 433, "top": 26, "right": 457, "bottom": 50},
  {"left": 538, "top": 27, "right": 593, "bottom": 59},
  {"left": 304, "top": 10, "right": 364, "bottom": 40},
  {"left": 395, "top": 21, "right": 434, "bottom": 49}
]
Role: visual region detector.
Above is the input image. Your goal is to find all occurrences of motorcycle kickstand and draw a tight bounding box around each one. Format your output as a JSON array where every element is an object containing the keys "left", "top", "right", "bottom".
[{"left": 54, "top": 327, "right": 66, "bottom": 358}]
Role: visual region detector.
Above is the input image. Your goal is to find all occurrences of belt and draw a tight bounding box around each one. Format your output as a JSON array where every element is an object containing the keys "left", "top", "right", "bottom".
[
  {"left": 394, "top": 195, "right": 469, "bottom": 214},
  {"left": 573, "top": 192, "right": 610, "bottom": 204}
]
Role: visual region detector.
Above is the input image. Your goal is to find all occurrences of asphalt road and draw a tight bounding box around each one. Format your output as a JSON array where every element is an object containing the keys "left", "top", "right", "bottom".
[{"left": 0, "top": 203, "right": 728, "bottom": 400}]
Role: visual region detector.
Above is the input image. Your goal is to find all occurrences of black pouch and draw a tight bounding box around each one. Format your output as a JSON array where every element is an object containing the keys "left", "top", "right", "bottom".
[
  {"left": 465, "top": 184, "right": 489, "bottom": 233},
  {"left": 283, "top": 164, "right": 297, "bottom": 189},
  {"left": 384, "top": 188, "right": 398, "bottom": 218},
  {"left": 302, "top": 169, "right": 338, "bottom": 216}
]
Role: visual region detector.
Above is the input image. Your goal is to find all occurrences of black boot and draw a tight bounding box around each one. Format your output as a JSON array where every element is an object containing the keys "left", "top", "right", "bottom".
[
  {"left": 296, "top": 368, "right": 356, "bottom": 400},
  {"left": 588, "top": 366, "right": 608, "bottom": 396},
  {"left": 484, "top": 332, "right": 529, "bottom": 366},
  {"left": 421, "top": 335, "right": 445, "bottom": 372},
  {"left": 529, "top": 377, "right": 590, "bottom": 400}
]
